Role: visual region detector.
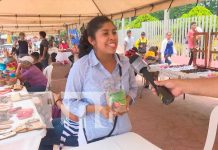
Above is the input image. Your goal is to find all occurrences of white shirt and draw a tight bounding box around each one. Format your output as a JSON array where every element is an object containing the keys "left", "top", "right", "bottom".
[
  {"left": 43, "top": 64, "right": 53, "bottom": 90},
  {"left": 63, "top": 50, "right": 138, "bottom": 145},
  {"left": 124, "top": 36, "right": 135, "bottom": 51},
  {"left": 160, "top": 38, "right": 177, "bottom": 61}
]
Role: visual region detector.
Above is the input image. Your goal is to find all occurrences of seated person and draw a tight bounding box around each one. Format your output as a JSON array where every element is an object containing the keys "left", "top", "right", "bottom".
[
  {"left": 31, "top": 52, "right": 43, "bottom": 71},
  {"left": 15, "top": 56, "right": 47, "bottom": 92},
  {"left": 144, "top": 46, "right": 160, "bottom": 64},
  {"left": 59, "top": 40, "right": 69, "bottom": 51},
  {"left": 143, "top": 46, "right": 160, "bottom": 88},
  {"left": 43, "top": 52, "right": 57, "bottom": 89},
  {"left": 2, "top": 49, "right": 16, "bottom": 64},
  {"left": 39, "top": 92, "right": 79, "bottom": 150}
]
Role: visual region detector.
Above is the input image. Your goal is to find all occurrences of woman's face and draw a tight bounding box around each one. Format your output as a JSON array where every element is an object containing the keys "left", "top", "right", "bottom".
[
  {"left": 166, "top": 33, "right": 172, "bottom": 40},
  {"left": 89, "top": 22, "right": 118, "bottom": 55}
]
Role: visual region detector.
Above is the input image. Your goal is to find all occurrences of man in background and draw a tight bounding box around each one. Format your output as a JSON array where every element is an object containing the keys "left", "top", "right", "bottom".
[
  {"left": 124, "top": 30, "right": 135, "bottom": 52},
  {"left": 39, "top": 31, "right": 49, "bottom": 68}
]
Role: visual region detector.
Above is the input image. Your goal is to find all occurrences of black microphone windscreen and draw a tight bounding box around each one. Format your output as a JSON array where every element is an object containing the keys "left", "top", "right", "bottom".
[{"left": 129, "top": 54, "right": 139, "bottom": 64}]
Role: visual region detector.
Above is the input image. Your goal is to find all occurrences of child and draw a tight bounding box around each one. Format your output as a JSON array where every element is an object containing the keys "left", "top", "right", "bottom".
[{"left": 144, "top": 46, "right": 159, "bottom": 64}]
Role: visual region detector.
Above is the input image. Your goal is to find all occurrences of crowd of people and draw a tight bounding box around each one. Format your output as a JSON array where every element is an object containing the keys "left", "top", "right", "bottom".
[
  {"left": 123, "top": 21, "right": 203, "bottom": 65},
  {"left": 0, "top": 30, "right": 80, "bottom": 94}
]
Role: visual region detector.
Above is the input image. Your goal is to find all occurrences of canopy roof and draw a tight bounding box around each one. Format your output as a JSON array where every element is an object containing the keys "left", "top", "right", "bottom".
[{"left": 0, "top": 0, "right": 199, "bottom": 33}]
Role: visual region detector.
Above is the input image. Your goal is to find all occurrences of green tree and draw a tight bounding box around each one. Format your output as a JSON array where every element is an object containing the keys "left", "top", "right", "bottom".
[
  {"left": 169, "top": 0, "right": 217, "bottom": 19},
  {"left": 150, "top": 10, "right": 164, "bottom": 20},
  {"left": 170, "top": 4, "right": 194, "bottom": 19},
  {"left": 181, "top": 6, "right": 213, "bottom": 18},
  {"left": 126, "top": 14, "right": 158, "bottom": 29}
]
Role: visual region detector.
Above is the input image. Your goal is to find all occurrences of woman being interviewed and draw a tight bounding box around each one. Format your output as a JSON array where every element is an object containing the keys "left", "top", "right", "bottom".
[{"left": 63, "top": 16, "right": 138, "bottom": 145}]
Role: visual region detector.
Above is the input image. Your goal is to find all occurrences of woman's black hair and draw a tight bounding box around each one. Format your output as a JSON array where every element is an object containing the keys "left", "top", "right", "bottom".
[{"left": 78, "top": 16, "right": 114, "bottom": 58}]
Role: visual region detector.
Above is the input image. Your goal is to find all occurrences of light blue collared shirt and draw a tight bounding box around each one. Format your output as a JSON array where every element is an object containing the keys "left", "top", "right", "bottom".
[{"left": 63, "top": 50, "right": 138, "bottom": 141}]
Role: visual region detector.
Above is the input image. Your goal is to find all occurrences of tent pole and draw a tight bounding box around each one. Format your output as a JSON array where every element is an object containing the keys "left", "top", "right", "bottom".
[{"left": 164, "top": 9, "right": 169, "bottom": 34}]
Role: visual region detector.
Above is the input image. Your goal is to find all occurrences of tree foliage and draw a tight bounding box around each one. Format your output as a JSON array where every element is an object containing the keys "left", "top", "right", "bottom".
[
  {"left": 126, "top": 14, "right": 158, "bottom": 29},
  {"left": 181, "top": 6, "right": 213, "bottom": 18},
  {"left": 169, "top": 0, "right": 217, "bottom": 19}
]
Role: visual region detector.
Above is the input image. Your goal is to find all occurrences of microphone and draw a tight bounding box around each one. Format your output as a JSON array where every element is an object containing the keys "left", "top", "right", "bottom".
[{"left": 129, "top": 55, "right": 174, "bottom": 105}]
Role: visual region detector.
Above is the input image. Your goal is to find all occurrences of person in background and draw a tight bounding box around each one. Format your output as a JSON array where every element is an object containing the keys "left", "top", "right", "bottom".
[
  {"left": 1, "top": 49, "right": 16, "bottom": 64},
  {"left": 40, "top": 53, "right": 79, "bottom": 149},
  {"left": 64, "top": 16, "right": 137, "bottom": 146},
  {"left": 49, "top": 36, "right": 55, "bottom": 48},
  {"left": 11, "top": 38, "right": 18, "bottom": 56},
  {"left": 187, "top": 22, "right": 197, "bottom": 65},
  {"left": 143, "top": 46, "right": 160, "bottom": 88},
  {"left": 39, "top": 31, "right": 49, "bottom": 68},
  {"left": 124, "top": 30, "right": 135, "bottom": 53},
  {"left": 160, "top": 32, "right": 177, "bottom": 65},
  {"left": 144, "top": 46, "right": 160, "bottom": 64},
  {"left": 30, "top": 52, "right": 43, "bottom": 71},
  {"left": 15, "top": 56, "right": 47, "bottom": 92},
  {"left": 16, "top": 32, "right": 29, "bottom": 58},
  {"left": 135, "top": 32, "right": 148, "bottom": 54},
  {"left": 39, "top": 92, "right": 79, "bottom": 150},
  {"left": 59, "top": 39, "right": 69, "bottom": 51},
  {"left": 43, "top": 52, "right": 57, "bottom": 90}
]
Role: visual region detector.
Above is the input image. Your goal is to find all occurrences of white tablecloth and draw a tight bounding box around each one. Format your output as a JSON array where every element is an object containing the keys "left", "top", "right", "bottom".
[
  {"left": 56, "top": 52, "right": 72, "bottom": 63},
  {"left": 56, "top": 132, "right": 161, "bottom": 150},
  {"left": 0, "top": 100, "right": 46, "bottom": 150}
]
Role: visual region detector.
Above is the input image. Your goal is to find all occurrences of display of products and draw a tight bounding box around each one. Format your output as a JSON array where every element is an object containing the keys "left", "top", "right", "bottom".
[{"left": 181, "top": 68, "right": 208, "bottom": 73}]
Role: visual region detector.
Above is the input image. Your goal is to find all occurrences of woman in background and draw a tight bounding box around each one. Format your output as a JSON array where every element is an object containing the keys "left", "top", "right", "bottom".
[{"left": 160, "top": 32, "right": 177, "bottom": 65}]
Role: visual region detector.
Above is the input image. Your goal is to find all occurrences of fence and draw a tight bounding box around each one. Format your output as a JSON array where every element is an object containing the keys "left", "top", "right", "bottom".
[{"left": 117, "top": 15, "right": 218, "bottom": 56}]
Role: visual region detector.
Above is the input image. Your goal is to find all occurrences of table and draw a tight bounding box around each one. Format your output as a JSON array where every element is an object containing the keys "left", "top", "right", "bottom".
[
  {"left": 0, "top": 83, "right": 28, "bottom": 96},
  {"left": 0, "top": 100, "right": 46, "bottom": 150},
  {"left": 56, "top": 51, "right": 72, "bottom": 63},
  {"left": 159, "top": 67, "right": 218, "bottom": 79},
  {"left": 53, "top": 132, "right": 161, "bottom": 150}
]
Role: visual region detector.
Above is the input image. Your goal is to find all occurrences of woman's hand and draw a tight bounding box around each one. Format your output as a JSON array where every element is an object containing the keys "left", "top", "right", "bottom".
[
  {"left": 53, "top": 93, "right": 62, "bottom": 108},
  {"left": 112, "top": 95, "right": 132, "bottom": 116},
  {"left": 99, "top": 106, "right": 111, "bottom": 119}
]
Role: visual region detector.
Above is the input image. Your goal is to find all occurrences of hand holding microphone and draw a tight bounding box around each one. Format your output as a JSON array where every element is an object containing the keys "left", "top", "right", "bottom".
[{"left": 129, "top": 54, "right": 175, "bottom": 105}]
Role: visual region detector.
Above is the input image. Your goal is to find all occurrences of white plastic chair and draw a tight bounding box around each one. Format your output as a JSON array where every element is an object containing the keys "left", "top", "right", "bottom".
[{"left": 204, "top": 105, "right": 218, "bottom": 150}]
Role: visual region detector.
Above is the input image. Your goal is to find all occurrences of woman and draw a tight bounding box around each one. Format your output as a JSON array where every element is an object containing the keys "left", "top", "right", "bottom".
[
  {"left": 59, "top": 39, "right": 69, "bottom": 51},
  {"left": 63, "top": 16, "right": 138, "bottom": 145},
  {"left": 15, "top": 56, "right": 47, "bottom": 92},
  {"left": 160, "top": 32, "right": 177, "bottom": 65}
]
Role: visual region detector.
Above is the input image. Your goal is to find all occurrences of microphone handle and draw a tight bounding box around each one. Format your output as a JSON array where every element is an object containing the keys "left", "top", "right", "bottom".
[
  {"left": 140, "top": 68, "right": 174, "bottom": 105},
  {"left": 140, "top": 68, "right": 158, "bottom": 91}
]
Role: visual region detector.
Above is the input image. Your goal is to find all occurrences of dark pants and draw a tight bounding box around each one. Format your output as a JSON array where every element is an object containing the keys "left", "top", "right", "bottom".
[
  {"left": 39, "top": 119, "right": 78, "bottom": 150},
  {"left": 40, "top": 54, "right": 50, "bottom": 69},
  {"left": 164, "top": 55, "right": 172, "bottom": 65},
  {"left": 41, "top": 58, "right": 49, "bottom": 69},
  {"left": 24, "top": 81, "right": 46, "bottom": 92},
  {"left": 188, "top": 50, "right": 194, "bottom": 65},
  {"left": 26, "top": 86, "right": 46, "bottom": 92}
]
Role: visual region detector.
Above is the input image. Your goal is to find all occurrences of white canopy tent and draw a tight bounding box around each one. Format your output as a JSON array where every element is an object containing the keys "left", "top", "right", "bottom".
[{"left": 0, "top": 0, "right": 200, "bottom": 33}]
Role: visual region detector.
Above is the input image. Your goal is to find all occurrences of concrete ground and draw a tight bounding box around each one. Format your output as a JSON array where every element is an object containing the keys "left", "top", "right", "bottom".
[{"left": 129, "top": 76, "right": 218, "bottom": 150}]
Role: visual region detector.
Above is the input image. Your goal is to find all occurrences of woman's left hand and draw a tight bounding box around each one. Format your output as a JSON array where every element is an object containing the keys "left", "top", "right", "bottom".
[{"left": 112, "top": 95, "right": 132, "bottom": 116}]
